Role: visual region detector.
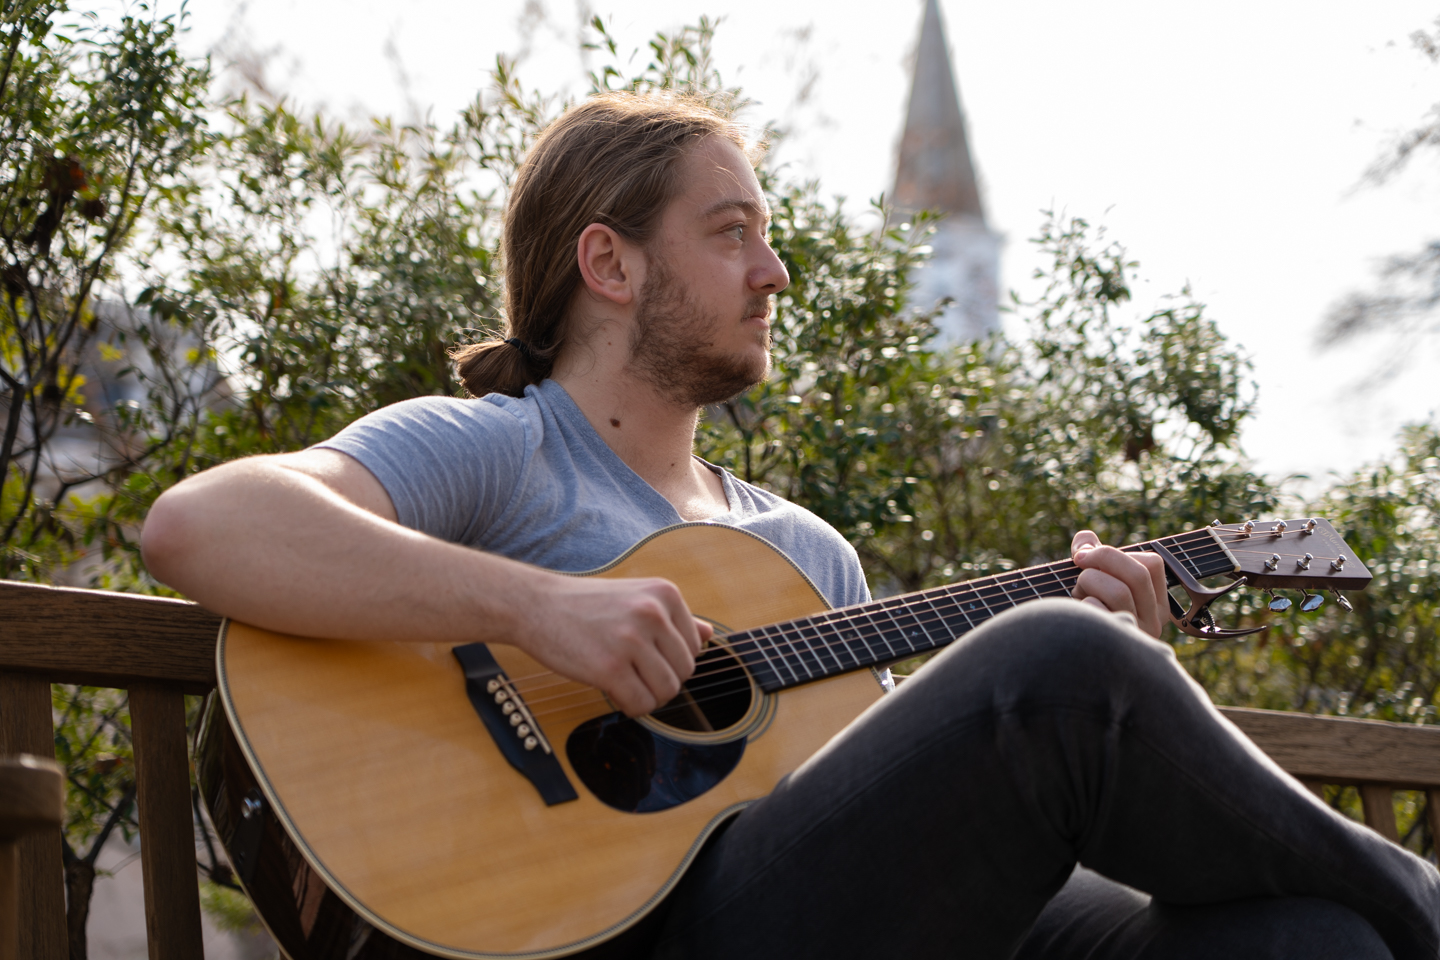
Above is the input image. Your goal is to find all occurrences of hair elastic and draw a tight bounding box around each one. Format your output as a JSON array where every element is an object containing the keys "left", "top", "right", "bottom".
[{"left": 504, "top": 337, "right": 536, "bottom": 361}]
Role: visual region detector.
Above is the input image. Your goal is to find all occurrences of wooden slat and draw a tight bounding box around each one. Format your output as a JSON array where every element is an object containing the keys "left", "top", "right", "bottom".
[
  {"left": 0, "top": 582, "right": 219, "bottom": 692},
  {"left": 1359, "top": 784, "right": 1401, "bottom": 843},
  {"left": 0, "top": 674, "right": 67, "bottom": 960},
  {"left": 1298, "top": 778, "right": 1326, "bottom": 800},
  {"left": 0, "top": 838, "right": 16, "bottom": 960},
  {"left": 1219, "top": 707, "right": 1440, "bottom": 789},
  {"left": 0, "top": 755, "right": 64, "bottom": 960},
  {"left": 130, "top": 682, "right": 204, "bottom": 959}
]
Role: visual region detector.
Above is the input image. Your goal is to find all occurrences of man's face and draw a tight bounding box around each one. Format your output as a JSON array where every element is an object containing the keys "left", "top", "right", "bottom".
[{"left": 626, "top": 137, "right": 790, "bottom": 407}]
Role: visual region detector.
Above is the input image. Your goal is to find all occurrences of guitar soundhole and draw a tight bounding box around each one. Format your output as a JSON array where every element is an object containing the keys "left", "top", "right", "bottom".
[{"left": 650, "top": 642, "right": 753, "bottom": 733}]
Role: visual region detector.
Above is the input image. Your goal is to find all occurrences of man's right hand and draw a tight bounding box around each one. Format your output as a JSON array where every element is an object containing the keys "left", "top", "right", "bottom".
[{"left": 515, "top": 574, "right": 711, "bottom": 718}]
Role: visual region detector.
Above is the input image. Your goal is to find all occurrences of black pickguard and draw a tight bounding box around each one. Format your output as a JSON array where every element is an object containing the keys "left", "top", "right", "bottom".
[{"left": 566, "top": 714, "right": 745, "bottom": 813}]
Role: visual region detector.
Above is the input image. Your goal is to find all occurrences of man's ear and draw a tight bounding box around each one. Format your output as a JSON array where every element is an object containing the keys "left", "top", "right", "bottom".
[{"left": 576, "top": 223, "right": 639, "bottom": 306}]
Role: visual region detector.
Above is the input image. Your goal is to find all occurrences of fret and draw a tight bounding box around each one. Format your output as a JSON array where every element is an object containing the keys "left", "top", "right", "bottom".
[
  {"left": 758, "top": 624, "right": 806, "bottom": 687},
  {"left": 937, "top": 585, "right": 979, "bottom": 634},
  {"left": 730, "top": 633, "right": 781, "bottom": 691},
  {"left": 779, "top": 619, "right": 819, "bottom": 678},
  {"left": 989, "top": 575, "right": 1017, "bottom": 610},
  {"left": 917, "top": 592, "right": 964, "bottom": 645},
  {"left": 959, "top": 583, "right": 997, "bottom": 624},
  {"left": 796, "top": 616, "right": 845, "bottom": 675},
  {"left": 819, "top": 617, "right": 864, "bottom": 672},
  {"left": 1046, "top": 564, "right": 1073, "bottom": 598},
  {"left": 782, "top": 621, "right": 825, "bottom": 681},
  {"left": 857, "top": 604, "right": 902, "bottom": 662},
  {"left": 1020, "top": 569, "right": 1047, "bottom": 601},
  {"left": 875, "top": 601, "right": 928, "bottom": 657}
]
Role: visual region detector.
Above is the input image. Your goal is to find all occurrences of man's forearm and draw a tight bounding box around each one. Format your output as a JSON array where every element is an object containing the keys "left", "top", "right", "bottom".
[{"left": 141, "top": 456, "right": 545, "bottom": 645}]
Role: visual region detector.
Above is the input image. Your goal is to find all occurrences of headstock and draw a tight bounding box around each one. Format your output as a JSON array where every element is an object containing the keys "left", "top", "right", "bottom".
[
  {"left": 1152, "top": 518, "right": 1371, "bottom": 638},
  {"left": 1207, "top": 518, "right": 1372, "bottom": 591}
]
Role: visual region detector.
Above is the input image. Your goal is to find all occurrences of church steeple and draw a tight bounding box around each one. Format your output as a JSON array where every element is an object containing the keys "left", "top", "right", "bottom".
[
  {"left": 892, "top": 0, "right": 984, "bottom": 223},
  {"left": 891, "top": 0, "right": 999, "bottom": 343}
]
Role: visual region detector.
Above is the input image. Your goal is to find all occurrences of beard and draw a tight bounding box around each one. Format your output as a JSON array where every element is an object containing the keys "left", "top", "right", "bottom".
[{"left": 626, "top": 256, "right": 772, "bottom": 407}]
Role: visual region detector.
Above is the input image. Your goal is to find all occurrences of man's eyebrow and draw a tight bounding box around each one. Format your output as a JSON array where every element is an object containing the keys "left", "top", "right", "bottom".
[{"left": 701, "top": 197, "right": 771, "bottom": 225}]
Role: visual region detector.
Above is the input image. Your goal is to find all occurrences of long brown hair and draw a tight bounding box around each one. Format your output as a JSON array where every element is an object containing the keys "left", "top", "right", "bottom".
[{"left": 453, "top": 92, "right": 749, "bottom": 398}]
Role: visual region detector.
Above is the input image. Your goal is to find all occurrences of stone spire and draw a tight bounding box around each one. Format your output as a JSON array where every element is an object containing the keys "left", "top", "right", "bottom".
[
  {"left": 892, "top": 0, "right": 984, "bottom": 222},
  {"left": 891, "top": 0, "right": 1000, "bottom": 343}
]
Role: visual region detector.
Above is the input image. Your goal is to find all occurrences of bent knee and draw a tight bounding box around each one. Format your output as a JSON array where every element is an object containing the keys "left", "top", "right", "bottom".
[{"left": 926, "top": 598, "right": 1176, "bottom": 706}]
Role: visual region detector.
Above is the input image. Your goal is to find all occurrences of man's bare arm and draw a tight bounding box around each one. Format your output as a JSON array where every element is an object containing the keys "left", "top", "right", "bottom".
[{"left": 141, "top": 449, "right": 708, "bottom": 716}]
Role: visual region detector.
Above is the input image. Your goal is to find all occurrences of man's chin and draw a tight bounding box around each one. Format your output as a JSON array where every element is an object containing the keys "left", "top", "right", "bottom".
[{"left": 672, "top": 353, "right": 769, "bottom": 407}]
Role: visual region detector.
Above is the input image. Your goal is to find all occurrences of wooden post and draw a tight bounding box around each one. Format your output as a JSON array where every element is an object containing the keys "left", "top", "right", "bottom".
[
  {"left": 1427, "top": 790, "right": 1440, "bottom": 856},
  {"left": 129, "top": 681, "right": 204, "bottom": 960},
  {"left": 0, "top": 755, "right": 65, "bottom": 960},
  {"left": 0, "top": 673, "right": 67, "bottom": 960},
  {"left": 1359, "top": 784, "right": 1401, "bottom": 843}
]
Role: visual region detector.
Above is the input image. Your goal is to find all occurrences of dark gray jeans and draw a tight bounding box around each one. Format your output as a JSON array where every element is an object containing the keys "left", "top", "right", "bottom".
[{"left": 625, "top": 600, "right": 1440, "bottom": 959}]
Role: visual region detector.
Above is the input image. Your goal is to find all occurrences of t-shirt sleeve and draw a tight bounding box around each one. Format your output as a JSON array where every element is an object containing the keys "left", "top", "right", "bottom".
[{"left": 314, "top": 396, "right": 530, "bottom": 545}]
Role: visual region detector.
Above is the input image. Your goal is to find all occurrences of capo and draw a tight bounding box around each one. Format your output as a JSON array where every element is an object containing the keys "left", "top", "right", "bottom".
[{"left": 1151, "top": 542, "right": 1267, "bottom": 639}]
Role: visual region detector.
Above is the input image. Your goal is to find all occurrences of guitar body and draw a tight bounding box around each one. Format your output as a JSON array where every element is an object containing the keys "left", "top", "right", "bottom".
[{"left": 200, "top": 523, "right": 887, "bottom": 959}]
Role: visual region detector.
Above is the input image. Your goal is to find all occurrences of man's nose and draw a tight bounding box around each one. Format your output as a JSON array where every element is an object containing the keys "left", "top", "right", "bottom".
[{"left": 751, "top": 241, "right": 790, "bottom": 295}]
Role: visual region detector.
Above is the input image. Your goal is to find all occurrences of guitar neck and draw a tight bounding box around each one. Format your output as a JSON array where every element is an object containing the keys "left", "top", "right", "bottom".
[{"left": 729, "top": 527, "right": 1236, "bottom": 692}]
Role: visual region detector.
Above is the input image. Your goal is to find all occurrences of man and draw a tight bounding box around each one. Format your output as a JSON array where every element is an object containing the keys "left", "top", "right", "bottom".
[{"left": 142, "top": 93, "right": 1438, "bottom": 959}]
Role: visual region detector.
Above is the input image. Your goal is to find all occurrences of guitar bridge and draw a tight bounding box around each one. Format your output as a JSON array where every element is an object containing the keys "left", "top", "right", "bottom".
[{"left": 453, "top": 643, "right": 578, "bottom": 806}]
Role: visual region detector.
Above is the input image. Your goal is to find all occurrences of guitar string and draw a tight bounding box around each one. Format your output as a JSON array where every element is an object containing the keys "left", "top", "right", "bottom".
[
  {"left": 499, "top": 531, "right": 1232, "bottom": 699},
  {"left": 502, "top": 533, "right": 1237, "bottom": 708},
  {"left": 501, "top": 527, "right": 1335, "bottom": 714},
  {"left": 501, "top": 521, "right": 1342, "bottom": 693},
  {"left": 515, "top": 538, "right": 1239, "bottom": 718},
  {"left": 515, "top": 535, "right": 1339, "bottom": 722},
  {"left": 497, "top": 523, "right": 1325, "bottom": 692}
]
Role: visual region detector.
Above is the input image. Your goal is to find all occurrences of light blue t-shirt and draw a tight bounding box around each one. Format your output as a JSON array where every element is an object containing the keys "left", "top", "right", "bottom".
[{"left": 316, "top": 379, "right": 870, "bottom": 610}]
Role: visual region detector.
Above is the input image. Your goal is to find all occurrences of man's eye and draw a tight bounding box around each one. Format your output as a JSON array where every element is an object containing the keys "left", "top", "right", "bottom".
[{"left": 725, "top": 224, "right": 745, "bottom": 241}]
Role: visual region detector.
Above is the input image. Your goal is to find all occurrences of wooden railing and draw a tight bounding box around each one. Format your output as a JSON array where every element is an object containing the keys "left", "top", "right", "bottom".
[
  {"left": 0, "top": 580, "right": 1437, "bottom": 956},
  {"left": 0, "top": 580, "right": 220, "bottom": 960}
]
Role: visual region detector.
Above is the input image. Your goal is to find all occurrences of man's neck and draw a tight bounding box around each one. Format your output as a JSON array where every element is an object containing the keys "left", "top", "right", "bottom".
[{"left": 552, "top": 367, "right": 729, "bottom": 523}]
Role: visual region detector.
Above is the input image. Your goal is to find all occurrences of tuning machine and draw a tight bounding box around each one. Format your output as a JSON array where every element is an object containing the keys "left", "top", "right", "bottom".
[
  {"left": 1331, "top": 590, "right": 1353, "bottom": 612},
  {"left": 1299, "top": 591, "right": 1324, "bottom": 613},
  {"left": 1267, "top": 590, "right": 1291, "bottom": 612}
]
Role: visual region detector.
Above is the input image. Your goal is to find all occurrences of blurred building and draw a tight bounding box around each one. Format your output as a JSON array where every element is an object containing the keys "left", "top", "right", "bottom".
[{"left": 891, "top": 0, "right": 1001, "bottom": 343}]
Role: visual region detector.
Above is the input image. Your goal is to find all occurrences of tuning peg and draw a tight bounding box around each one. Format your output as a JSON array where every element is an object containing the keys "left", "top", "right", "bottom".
[
  {"left": 1267, "top": 591, "right": 1292, "bottom": 612},
  {"left": 1302, "top": 519, "right": 1317, "bottom": 534},
  {"left": 1241, "top": 520, "right": 1255, "bottom": 536},
  {"left": 1331, "top": 590, "right": 1353, "bottom": 612},
  {"left": 1211, "top": 519, "right": 1223, "bottom": 527},
  {"left": 1295, "top": 553, "right": 1313, "bottom": 570},
  {"left": 1270, "top": 520, "right": 1287, "bottom": 536},
  {"left": 1300, "top": 592, "right": 1324, "bottom": 613}
]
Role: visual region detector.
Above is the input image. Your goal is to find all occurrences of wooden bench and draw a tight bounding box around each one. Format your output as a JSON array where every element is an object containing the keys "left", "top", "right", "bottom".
[{"left": 0, "top": 580, "right": 1436, "bottom": 957}]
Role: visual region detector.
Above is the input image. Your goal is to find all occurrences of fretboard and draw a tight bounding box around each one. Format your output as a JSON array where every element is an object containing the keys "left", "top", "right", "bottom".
[{"left": 728, "top": 527, "right": 1234, "bottom": 693}]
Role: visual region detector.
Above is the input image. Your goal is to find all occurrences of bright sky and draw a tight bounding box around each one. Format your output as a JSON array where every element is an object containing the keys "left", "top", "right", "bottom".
[{"left": 161, "top": 0, "right": 1439, "bottom": 486}]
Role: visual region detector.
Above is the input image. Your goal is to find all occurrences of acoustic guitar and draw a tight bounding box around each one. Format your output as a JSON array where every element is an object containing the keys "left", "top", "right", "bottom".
[{"left": 196, "top": 518, "right": 1371, "bottom": 959}]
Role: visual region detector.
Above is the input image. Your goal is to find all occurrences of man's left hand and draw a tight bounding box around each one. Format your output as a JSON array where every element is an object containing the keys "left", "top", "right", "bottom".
[{"left": 1070, "top": 531, "right": 1170, "bottom": 638}]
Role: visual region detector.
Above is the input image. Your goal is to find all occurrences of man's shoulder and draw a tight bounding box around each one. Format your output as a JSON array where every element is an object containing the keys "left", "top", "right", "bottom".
[
  {"left": 333, "top": 392, "right": 542, "bottom": 446},
  {"left": 718, "top": 473, "right": 869, "bottom": 607}
]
